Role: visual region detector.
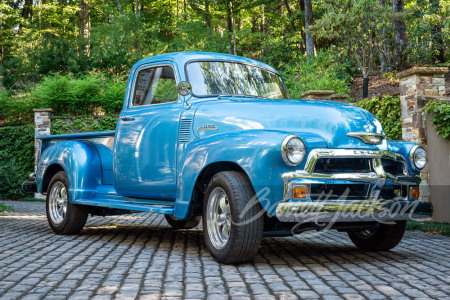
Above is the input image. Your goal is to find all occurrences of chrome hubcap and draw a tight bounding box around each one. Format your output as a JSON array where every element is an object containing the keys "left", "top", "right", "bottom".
[
  {"left": 49, "top": 182, "right": 68, "bottom": 225},
  {"left": 206, "top": 187, "right": 231, "bottom": 249}
]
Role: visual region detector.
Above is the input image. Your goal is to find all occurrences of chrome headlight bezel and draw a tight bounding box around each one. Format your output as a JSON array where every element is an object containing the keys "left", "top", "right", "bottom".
[
  {"left": 281, "top": 135, "right": 306, "bottom": 166},
  {"left": 409, "top": 145, "right": 427, "bottom": 171}
]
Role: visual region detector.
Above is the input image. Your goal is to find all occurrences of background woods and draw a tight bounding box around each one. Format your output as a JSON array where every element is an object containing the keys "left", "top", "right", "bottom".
[{"left": 0, "top": 0, "right": 448, "bottom": 199}]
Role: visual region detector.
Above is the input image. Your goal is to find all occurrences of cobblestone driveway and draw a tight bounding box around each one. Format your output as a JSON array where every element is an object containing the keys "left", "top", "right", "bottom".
[{"left": 1, "top": 200, "right": 449, "bottom": 300}]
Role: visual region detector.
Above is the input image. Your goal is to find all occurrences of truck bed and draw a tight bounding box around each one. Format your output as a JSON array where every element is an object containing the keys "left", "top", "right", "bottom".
[{"left": 38, "top": 130, "right": 116, "bottom": 185}]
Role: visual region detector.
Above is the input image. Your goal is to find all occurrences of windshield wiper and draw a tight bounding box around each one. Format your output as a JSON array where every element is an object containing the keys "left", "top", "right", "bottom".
[{"left": 217, "top": 94, "right": 263, "bottom": 100}]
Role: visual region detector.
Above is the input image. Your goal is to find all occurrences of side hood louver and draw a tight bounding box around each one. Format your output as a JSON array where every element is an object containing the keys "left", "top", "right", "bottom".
[{"left": 178, "top": 118, "right": 193, "bottom": 143}]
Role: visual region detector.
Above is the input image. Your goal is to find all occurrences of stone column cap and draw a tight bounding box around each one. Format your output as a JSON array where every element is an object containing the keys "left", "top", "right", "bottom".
[
  {"left": 299, "top": 90, "right": 334, "bottom": 98},
  {"left": 33, "top": 108, "right": 54, "bottom": 112},
  {"left": 397, "top": 67, "right": 449, "bottom": 79}
]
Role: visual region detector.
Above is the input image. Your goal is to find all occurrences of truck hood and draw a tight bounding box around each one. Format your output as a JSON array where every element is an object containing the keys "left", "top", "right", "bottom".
[{"left": 192, "top": 98, "right": 387, "bottom": 150}]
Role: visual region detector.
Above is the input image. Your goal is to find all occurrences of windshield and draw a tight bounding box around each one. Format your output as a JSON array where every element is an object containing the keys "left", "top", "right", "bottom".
[{"left": 187, "top": 61, "right": 290, "bottom": 99}]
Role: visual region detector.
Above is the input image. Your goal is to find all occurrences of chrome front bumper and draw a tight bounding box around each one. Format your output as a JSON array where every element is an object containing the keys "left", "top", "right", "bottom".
[{"left": 276, "top": 149, "right": 433, "bottom": 222}]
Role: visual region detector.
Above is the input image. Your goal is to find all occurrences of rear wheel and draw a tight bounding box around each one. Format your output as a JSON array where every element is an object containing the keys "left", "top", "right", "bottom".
[
  {"left": 348, "top": 221, "right": 406, "bottom": 251},
  {"left": 165, "top": 214, "right": 201, "bottom": 229},
  {"left": 203, "top": 171, "right": 264, "bottom": 264},
  {"left": 46, "top": 171, "right": 88, "bottom": 234}
]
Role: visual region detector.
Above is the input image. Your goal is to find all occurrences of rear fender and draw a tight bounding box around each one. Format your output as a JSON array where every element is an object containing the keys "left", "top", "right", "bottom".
[{"left": 36, "top": 140, "right": 102, "bottom": 203}]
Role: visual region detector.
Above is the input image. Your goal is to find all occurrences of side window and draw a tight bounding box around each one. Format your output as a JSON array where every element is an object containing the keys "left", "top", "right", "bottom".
[{"left": 133, "top": 66, "right": 178, "bottom": 106}]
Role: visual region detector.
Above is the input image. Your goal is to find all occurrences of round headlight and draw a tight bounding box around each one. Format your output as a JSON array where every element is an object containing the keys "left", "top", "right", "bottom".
[
  {"left": 282, "top": 135, "right": 306, "bottom": 166},
  {"left": 410, "top": 145, "right": 426, "bottom": 170}
]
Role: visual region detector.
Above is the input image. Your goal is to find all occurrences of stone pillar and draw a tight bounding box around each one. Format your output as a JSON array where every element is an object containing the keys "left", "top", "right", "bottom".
[
  {"left": 33, "top": 108, "right": 53, "bottom": 199},
  {"left": 397, "top": 67, "right": 448, "bottom": 202}
]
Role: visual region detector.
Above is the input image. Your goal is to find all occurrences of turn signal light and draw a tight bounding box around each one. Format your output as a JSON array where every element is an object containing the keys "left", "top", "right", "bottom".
[
  {"left": 411, "top": 188, "right": 420, "bottom": 199},
  {"left": 294, "top": 187, "right": 308, "bottom": 199}
]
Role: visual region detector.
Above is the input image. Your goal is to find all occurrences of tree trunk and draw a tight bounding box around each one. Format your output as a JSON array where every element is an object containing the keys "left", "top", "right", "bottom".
[
  {"left": 283, "top": 0, "right": 296, "bottom": 32},
  {"left": 21, "top": 0, "right": 33, "bottom": 19},
  {"left": 227, "top": 1, "right": 233, "bottom": 55},
  {"left": 429, "top": 0, "right": 445, "bottom": 63},
  {"left": 304, "top": 0, "right": 314, "bottom": 57},
  {"left": 392, "top": 0, "right": 407, "bottom": 70},
  {"left": 379, "top": 0, "right": 387, "bottom": 72},
  {"left": 79, "top": 0, "right": 90, "bottom": 39},
  {"left": 205, "top": 0, "right": 211, "bottom": 36},
  {"left": 135, "top": 0, "right": 139, "bottom": 14},
  {"left": 116, "top": 0, "right": 122, "bottom": 14}
]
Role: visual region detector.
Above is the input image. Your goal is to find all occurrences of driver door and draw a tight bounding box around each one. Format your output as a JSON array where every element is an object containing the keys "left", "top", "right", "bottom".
[{"left": 114, "top": 63, "right": 182, "bottom": 200}]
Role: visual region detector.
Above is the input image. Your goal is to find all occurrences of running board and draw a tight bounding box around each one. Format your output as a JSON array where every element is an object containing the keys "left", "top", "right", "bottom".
[{"left": 74, "top": 197, "right": 175, "bottom": 214}]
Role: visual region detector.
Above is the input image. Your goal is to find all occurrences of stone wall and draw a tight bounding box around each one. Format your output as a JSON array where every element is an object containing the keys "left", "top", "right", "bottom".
[{"left": 397, "top": 67, "right": 448, "bottom": 212}]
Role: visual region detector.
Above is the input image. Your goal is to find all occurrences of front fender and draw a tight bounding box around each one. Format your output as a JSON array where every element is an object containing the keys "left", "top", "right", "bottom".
[
  {"left": 387, "top": 140, "right": 420, "bottom": 175},
  {"left": 174, "top": 130, "right": 327, "bottom": 219},
  {"left": 36, "top": 140, "right": 102, "bottom": 203}
]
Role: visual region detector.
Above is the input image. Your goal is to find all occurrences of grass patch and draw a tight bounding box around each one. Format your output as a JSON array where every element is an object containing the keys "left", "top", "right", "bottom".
[
  {"left": 20, "top": 197, "right": 46, "bottom": 202},
  {"left": 407, "top": 220, "right": 450, "bottom": 237},
  {"left": 102, "top": 222, "right": 117, "bottom": 227},
  {"left": 0, "top": 202, "right": 14, "bottom": 213}
]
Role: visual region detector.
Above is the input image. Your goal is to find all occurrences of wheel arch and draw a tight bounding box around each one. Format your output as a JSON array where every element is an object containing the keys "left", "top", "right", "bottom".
[
  {"left": 42, "top": 163, "right": 66, "bottom": 194},
  {"left": 186, "top": 161, "right": 251, "bottom": 218}
]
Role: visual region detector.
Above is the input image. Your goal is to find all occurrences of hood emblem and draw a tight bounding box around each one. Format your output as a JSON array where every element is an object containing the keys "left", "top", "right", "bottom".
[
  {"left": 198, "top": 124, "right": 218, "bottom": 131},
  {"left": 347, "top": 132, "right": 385, "bottom": 145}
]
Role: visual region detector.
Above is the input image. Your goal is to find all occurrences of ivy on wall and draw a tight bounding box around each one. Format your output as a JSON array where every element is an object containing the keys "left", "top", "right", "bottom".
[
  {"left": 51, "top": 116, "right": 118, "bottom": 135},
  {"left": 0, "top": 126, "right": 35, "bottom": 199},
  {"left": 423, "top": 100, "right": 450, "bottom": 141},
  {"left": 355, "top": 95, "right": 402, "bottom": 140}
]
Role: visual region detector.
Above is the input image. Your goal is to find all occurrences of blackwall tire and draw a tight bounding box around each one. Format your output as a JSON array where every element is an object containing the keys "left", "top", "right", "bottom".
[
  {"left": 46, "top": 171, "right": 88, "bottom": 235},
  {"left": 203, "top": 171, "right": 264, "bottom": 264},
  {"left": 348, "top": 221, "right": 406, "bottom": 251}
]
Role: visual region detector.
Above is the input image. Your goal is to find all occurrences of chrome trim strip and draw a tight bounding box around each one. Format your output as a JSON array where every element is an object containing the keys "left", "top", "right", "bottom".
[{"left": 346, "top": 132, "right": 385, "bottom": 145}]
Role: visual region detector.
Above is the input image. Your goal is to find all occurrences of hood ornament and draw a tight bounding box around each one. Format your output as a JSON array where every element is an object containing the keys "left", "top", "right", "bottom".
[{"left": 347, "top": 132, "right": 385, "bottom": 145}]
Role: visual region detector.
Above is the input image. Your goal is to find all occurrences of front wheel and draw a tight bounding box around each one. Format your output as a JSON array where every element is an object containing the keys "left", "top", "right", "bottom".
[
  {"left": 46, "top": 171, "right": 88, "bottom": 234},
  {"left": 348, "top": 221, "right": 406, "bottom": 251},
  {"left": 203, "top": 171, "right": 264, "bottom": 264}
]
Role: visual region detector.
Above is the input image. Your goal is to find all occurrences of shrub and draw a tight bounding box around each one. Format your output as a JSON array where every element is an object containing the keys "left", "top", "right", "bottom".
[
  {"left": 31, "top": 73, "right": 126, "bottom": 115},
  {"left": 355, "top": 95, "right": 402, "bottom": 140},
  {"left": 0, "top": 87, "right": 36, "bottom": 126},
  {"left": 51, "top": 116, "right": 118, "bottom": 135},
  {"left": 0, "top": 126, "right": 35, "bottom": 199},
  {"left": 281, "top": 49, "right": 353, "bottom": 98}
]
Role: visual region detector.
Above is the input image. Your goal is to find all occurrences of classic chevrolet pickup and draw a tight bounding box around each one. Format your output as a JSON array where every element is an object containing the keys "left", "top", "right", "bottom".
[{"left": 24, "top": 52, "right": 432, "bottom": 263}]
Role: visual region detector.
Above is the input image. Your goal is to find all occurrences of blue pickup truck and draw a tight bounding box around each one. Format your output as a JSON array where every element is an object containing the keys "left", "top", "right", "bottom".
[{"left": 24, "top": 52, "right": 432, "bottom": 264}]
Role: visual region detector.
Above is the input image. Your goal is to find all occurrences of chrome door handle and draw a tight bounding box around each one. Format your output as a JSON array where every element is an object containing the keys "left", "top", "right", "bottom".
[{"left": 121, "top": 116, "right": 135, "bottom": 121}]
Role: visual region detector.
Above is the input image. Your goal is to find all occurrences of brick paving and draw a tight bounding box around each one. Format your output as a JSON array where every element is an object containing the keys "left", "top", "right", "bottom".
[{"left": 0, "top": 200, "right": 449, "bottom": 300}]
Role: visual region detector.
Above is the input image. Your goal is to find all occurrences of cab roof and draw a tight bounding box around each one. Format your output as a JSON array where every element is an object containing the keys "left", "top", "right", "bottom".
[{"left": 132, "top": 51, "right": 279, "bottom": 75}]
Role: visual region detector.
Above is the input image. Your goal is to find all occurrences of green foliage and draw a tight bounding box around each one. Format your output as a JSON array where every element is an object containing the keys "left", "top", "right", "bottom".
[
  {"left": 355, "top": 95, "right": 402, "bottom": 140},
  {"left": 0, "top": 87, "right": 36, "bottom": 126},
  {"left": 407, "top": 220, "right": 450, "bottom": 236},
  {"left": 282, "top": 49, "right": 353, "bottom": 97},
  {"left": 51, "top": 116, "right": 118, "bottom": 135},
  {"left": 423, "top": 100, "right": 450, "bottom": 140},
  {"left": 0, "top": 126, "right": 35, "bottom": 199},
  {"left": 31, "top": 74, "right": 126, "bottom": 115}
]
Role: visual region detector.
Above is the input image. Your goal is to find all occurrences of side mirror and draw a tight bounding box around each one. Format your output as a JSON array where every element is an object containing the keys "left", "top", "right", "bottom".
[{"left": 177, "top": 81, "right": 192, "bottom": 97}]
